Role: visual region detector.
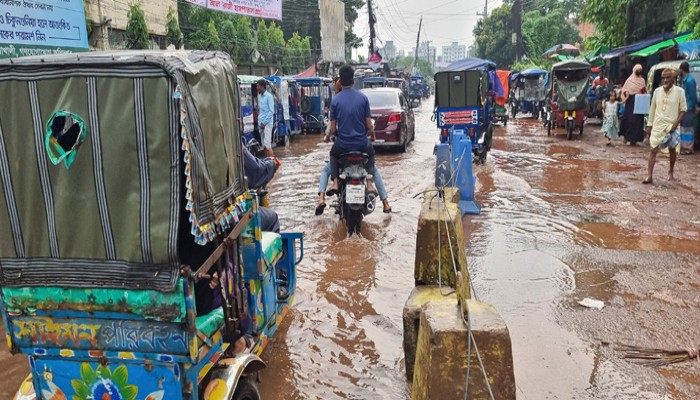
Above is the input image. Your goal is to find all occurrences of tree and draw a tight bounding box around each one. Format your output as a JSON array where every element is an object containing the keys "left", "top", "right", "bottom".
[
  {"left": 472, "top": 4, "right": 514, "bottom": 67},
  {"left": 165, "top": 7, "right": 183, "bottom": 48},
  {"left": 390, "top": 56, "right": 434, "bottom": 80},
  {"left": 522, "top": 0, "right": 586, "bottom": 22},
  {"left": 126, "top": 3, "right": 150, "bottom": 49},
  {"left": 188, "top": 19, "right": 221, "bottom": 50},
  {"left": 522, "top": 9, "right": 581, "bottom": 65},
  {"left": 675, "top": 0, "right": 700, "bottom": 39},
  {"left": 285, "top": 32, "right": 312, "bottom": 72}
]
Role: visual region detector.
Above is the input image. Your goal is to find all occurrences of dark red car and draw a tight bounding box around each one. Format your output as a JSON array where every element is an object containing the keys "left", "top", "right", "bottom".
[{"left": 361, "top": 88, "right": 416, "bottom": 152}]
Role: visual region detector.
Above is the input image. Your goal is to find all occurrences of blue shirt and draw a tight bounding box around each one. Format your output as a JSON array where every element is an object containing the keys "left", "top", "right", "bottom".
[
  {"left": 259, "top": 90, "right": 274, "bottom": 126},
  {"left": 682, "top": 73, "right": 697, "bottom": 112},
  {"left": 330, "top": 88, "right": 371, "bottom": 152}
]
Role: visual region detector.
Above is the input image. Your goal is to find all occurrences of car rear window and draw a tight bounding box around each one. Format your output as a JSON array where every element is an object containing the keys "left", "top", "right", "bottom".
[{"left": 363, "top": 91, "right": 399, "bottom": 108}]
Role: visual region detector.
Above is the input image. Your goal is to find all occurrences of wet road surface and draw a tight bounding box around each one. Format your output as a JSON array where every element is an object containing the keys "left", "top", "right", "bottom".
[{"left": 2, "top": 100, "right": 700, "bottom": 399}]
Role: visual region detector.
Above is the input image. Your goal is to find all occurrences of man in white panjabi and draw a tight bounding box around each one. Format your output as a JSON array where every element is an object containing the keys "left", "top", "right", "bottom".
[{"left": 643, "top": 68, "right": 686, "bottom": 184}]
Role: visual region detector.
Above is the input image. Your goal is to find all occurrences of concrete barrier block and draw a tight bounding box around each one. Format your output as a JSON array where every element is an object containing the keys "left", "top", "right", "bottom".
[
  {"left": 411, "top": 299, "right": 516, "bottom": 400},
  {"left": 414, "top": 198, "right": 469, "bottom": 292},
  {"left": 402, "top": 286, "right": 457, "bottom": 381}
]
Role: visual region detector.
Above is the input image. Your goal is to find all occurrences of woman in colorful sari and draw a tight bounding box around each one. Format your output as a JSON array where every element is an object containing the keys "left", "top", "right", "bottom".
[{"left": 620, "top": 64, "right": 647, "bottom": 145}]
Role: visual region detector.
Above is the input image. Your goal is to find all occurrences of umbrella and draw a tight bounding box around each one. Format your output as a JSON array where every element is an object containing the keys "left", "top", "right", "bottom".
[{"left": 542, "top": 44, "right": 580, "bottom": 59}]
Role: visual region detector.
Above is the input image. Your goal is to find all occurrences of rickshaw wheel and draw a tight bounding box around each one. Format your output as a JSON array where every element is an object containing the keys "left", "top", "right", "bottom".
[
  {"left": 566, "top": 121, "right": 574, "bottom": 140},
  {"left": 547, "top": 120, "right": 552, "bottom": 136},
  {"left": 579, "top": 123, "right": 584, "bottom": 135},
  {"left": 232, "top": 377, "right": 261, "bottom": 400},
  {"left": 504, "top": 115, "right": 508, "bottom": 126}
]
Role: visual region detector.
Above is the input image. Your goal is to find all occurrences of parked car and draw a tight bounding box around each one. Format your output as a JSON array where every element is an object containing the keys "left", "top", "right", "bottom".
[{"left": 361, "top": 87, "right": 416, "bottom": 152}]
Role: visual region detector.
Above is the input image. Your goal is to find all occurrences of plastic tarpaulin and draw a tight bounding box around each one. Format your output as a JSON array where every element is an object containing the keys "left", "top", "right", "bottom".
[
  {"left": 679, "top": 40, "right": 700, "bottom": 60},
  {"left": 556, "top": 77, "right": 589, "bottom": 111},
  {"left": 602, "top": 34, "right": 668, "bottom": 59},
  {"left": 495, "top": 70, "right": 510, "bottom": 106},
  {"left": 489, "top": 71, "right": 505, "bottom": 98},
  {"left": 629, "top": 33, "right": 694, "bottom": 57},
  {"left": 444, "top": 57, "right": 496, "bottom": 72}
]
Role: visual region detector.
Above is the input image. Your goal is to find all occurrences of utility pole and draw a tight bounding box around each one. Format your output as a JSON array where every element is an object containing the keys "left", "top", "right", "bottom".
[
  {"left": 367, "top": 0, "right": 377, "bottom": 54},
  {"left": 412, "top": 17, "right": 422, "bottom": 74},
  {"left": 511, "top": 0, "right": 522, "bottom": 62},
  {"left": 476, "top": 0, "right": 488, "bottom": 18}
]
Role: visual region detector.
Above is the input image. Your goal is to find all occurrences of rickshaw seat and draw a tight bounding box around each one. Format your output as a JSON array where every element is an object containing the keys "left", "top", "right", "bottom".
[
  {"left": 261, "top": 231, "right": 283, "bottom": 264},
  {"left": 195, "top": 307, "right": 224, "bottom": 338}
]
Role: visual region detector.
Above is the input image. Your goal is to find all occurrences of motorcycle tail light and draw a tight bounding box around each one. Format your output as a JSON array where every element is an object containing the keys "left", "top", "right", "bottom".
[
  {"left": 387, "top": 113, "right": 402, "bottom": 124},
  {"left": 345, "top": 155, "right": 364, "bottom": 163},
  {"left": 469, "top": 128, "right": 475, "bottom": 137},
  {"left": 351, "top": 179, "right": 361, "bottom": 184}
]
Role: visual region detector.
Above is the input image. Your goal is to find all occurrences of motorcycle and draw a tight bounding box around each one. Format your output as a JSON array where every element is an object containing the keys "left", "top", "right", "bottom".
[{"left": 331, "top": 152, "right": 378, "bottom": 235}]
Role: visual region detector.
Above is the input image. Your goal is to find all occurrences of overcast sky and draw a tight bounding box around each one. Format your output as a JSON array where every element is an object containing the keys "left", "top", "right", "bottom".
[{"left": 351, "top": 0, "right": 506, "bottom": 59}]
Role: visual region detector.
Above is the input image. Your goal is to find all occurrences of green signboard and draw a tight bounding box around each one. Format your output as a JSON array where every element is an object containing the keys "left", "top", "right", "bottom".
[{"left": 0, "top": 0, "right": 89, "bottom": 59}]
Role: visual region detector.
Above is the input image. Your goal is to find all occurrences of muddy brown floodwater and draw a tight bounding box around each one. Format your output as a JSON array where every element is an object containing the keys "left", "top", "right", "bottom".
[{"left": 2, "top": 101, "right": 700, "bottom": 400}]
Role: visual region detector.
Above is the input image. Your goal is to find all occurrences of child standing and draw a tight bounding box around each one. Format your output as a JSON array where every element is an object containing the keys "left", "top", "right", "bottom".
[{"left": 602, "top": 90, "right": 621, "bottom": 146}]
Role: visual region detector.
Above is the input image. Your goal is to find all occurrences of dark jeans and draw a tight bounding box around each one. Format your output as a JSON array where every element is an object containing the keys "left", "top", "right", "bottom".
[
  {"left": 259, "top": 206, "right": 280, "bottom": 233},
  {"left": 329, "top": 142, "right": 375, "bottom": 180}
]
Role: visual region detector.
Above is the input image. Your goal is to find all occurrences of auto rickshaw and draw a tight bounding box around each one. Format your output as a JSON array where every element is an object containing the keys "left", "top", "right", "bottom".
[
  {"left": 387, "top": 77, "right": 409, "bottom": 98},
  {"left": 297, "top": 77, "right": 333, "bottom": 133},
  {"left": 545, "top": 59, "right": 591, "bottom": 139},
  {"left": 265, "top": 75, "right": 302, "bottom": 145},
  {"left": 0, "top": 50, "right": 303, "bottom": 400},
  {"left": 434, "top": 57, "right": 496, "bottom": 164},
  {"left": 363, "top": 76, "right": 388, "bottom": 88},
  {"left": 492, "top": 69, "right": 510, "bottom": 125},
  {"left": 510, "top": 68, "right": 548, "bottom": 119},
  {"left": 238, "top": 74, "right": 264, "bottom": 148},
  {"left": 409, "top": 75, "right": 427, "bottom": 104}
]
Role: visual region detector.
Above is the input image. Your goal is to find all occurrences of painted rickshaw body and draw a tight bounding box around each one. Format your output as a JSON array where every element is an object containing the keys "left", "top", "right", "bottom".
[
  {"left": 0, "top": 50, "right": 303, "bottom": 400},
  {"left": 434, "top": 57, "right": 496, "bottom": 164},
  {"left": 510, "top": 68, "right": 548, "bottom": 119},
  {"left": 296, "top": 77, "right": 333, "bottom": 133},
  {"left": 544, "top": 59, "right": 591, "bottom": 140}
]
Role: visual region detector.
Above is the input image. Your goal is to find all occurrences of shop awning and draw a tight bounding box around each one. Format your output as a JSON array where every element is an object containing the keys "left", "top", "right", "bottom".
[
  {"left": 602, "top": 34, "right": 666, "bottom": 59},
  {"left": 678, "top": 39, "right": 700, "bottom": 60},
  {"left": 629, "top": 33, "right": 695, "bottom": 57}
]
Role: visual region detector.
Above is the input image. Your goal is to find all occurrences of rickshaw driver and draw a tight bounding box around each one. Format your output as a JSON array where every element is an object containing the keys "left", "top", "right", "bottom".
[
  {"left": 326, "top": 65, "right": 376, "bottom": 196},
  {"left": 257, "top": 79, "right": 275, "bottom": 157}
]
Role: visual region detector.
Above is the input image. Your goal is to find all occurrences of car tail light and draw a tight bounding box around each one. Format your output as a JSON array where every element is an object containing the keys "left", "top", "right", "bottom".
[
  {"left": 387, "top": 113, "right": 402, "bottom": 125},
  {"left": 469, "top": 128, "right": 475, "bottom": 137},
  {"left": 351, "top": 179, "right": 361, "bottom": 184}
]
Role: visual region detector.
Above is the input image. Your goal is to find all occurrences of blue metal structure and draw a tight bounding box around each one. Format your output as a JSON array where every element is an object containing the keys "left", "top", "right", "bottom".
[
  {"left": 363, "top": 76, "right": 388, "bottom": 88},
  {"left": 239, "top": 75, "right": 263, "bottom": 147},
  {"left": 297, "top": 77, "right": 333, "bottom": 133},
  {"left": 510, "top": 68, "right": 548, "bottom": 119},
  {"left": 265, "top": 76, "right": 303, "bottom": 144},
  {"left": 409, "top": 75, "right": 427, "bottom": 102},
  {"left": 434, "top": 57, "right": 496, "bottom": 164}
]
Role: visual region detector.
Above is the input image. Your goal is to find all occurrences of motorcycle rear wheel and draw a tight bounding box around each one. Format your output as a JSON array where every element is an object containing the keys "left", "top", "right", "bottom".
[{"left": 344, "top": 206, "right": 363, "bottom": 236}]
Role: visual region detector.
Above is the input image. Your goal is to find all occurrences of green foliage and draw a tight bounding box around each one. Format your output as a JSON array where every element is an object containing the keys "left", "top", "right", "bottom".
[
  {"left": 523, "top": 0, "right": 586, "bottom": 22},
  {"left": 511, "top": 60, "right": 545, "bottom": 71},
  {"left": 165, "top": 7, "right": 183, "bottom": 48},
  {"left": 675, "top": 0, "right": 700, "bottom": 39},
  {"left": 522, "top": 9, "right": 581, "bottom": 65},
  {"left": 126, "top": 2, "right": 150, "bottom": 49},
  {"left": 285, "top": 32, "right": 312, "bottom": 72},
  {"left": 472, "top": 4, "right": 514, "bottom": 67},
  {"left": 345, "top": 28, "right": 362, "bottom": 49},
  {"left": 390, "top": 56, "right": 435, "bottom": 80},
  {"left": 188, "top": 19, "right": 221, "bottom": 50}
]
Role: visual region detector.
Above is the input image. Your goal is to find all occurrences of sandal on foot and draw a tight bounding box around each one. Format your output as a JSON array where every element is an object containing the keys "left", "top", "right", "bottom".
[
  {"left": 326, "top": 188, "right": 339, "bottom": 197},
  {"left": 315, "top": 202, "right": 326, "bottom": 216},
  {"left": 642, "top": 178, "right": 652, "bottom": 184},
  {"left": 383, "top": 205, "right": 392, "bottom": 213}
]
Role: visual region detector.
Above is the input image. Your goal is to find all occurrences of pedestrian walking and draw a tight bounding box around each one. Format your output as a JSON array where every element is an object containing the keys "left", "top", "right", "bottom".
[
  {"left": 620, "top": 64, "right": 647, "bottom": 146},
  {"left": 257, "top": 79, "right": 275, "bottom": 157},
  {"left": 679, "top": 61, "right": 697, "bottom": 154},
  {"left": 643, "top": 69, "right": 687, "bottom": 184},
  {"left": 602, "top": 90, "right": 621, "bottom": 146}
]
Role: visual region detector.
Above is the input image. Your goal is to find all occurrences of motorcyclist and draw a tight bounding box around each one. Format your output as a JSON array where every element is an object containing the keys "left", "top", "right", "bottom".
[{"left": 326, "top": 65, "right": 376, "bottom": 196}]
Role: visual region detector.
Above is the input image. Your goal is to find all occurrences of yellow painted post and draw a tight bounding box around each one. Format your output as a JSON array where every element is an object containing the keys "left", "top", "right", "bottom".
[
  {"left": 411, "top": 300, "right": 516, "bottom": 400},
  {"left": 402, "top": 286, "right": 457, "bottom": 381},
  {"left": 414, "top": 194, "right": 469, "bottom": 294}
]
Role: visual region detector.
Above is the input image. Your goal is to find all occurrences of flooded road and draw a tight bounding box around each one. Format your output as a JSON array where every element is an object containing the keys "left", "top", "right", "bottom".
[{"left": 2, "top": 100, "right": 700, "bottom": 399}]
